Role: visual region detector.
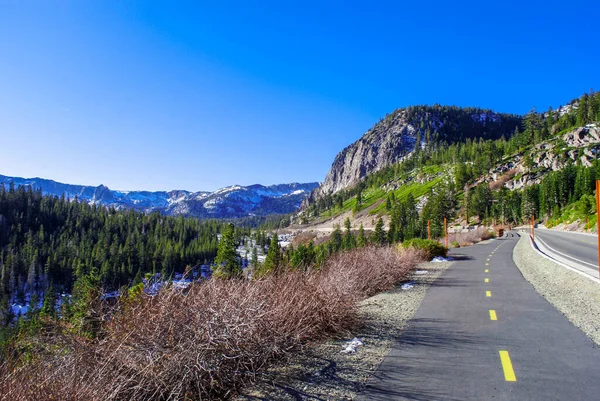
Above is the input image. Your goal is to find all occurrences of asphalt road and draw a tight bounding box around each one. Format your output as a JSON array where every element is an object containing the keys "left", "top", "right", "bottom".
[
  {"left": 533, "top": 228, "right": 599, "bottom": 276},
  {"left": 357, "top": 233, "right": 600, "bottom": 401}
]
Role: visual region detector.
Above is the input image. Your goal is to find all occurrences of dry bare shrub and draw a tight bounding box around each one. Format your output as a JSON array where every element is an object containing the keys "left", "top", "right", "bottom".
[
  {"left": 0, "top": 246, "right": 425, "bottom": 401},
  {"left": 446, "top": 227, "right": 493, "bottom": 246}
]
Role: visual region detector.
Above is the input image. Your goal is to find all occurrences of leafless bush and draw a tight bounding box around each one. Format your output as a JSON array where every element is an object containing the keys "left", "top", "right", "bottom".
[
  {"left": 446, "top": 227, "right": 493, "bottom": 246},
  {"left": 0, "top": 246, "right": 424, "bottom": 401}
]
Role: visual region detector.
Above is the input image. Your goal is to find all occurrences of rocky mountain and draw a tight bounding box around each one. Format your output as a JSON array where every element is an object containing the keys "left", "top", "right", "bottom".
[
  {"left": 309, "top": 105, "right": 521, "bottom": 199},
  {"left": 0, "top": 174, "right": 318, "bottom": 219},
  {"left": 484, "top": 124, "right": 600, "bottom": 191}
]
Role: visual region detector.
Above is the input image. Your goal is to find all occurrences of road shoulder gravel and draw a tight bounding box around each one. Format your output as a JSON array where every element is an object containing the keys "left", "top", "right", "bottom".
[
  {"left": 234, "top": 260, "right": 452, "bottom": 401},
  {"left": 513, "top": 235, "right": 600, "bottom": 345}
]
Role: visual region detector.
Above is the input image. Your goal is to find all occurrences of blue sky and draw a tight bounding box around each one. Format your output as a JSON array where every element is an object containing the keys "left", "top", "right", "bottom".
[{"left": 1, "top": 1, "right": 598, "bottom": 191}]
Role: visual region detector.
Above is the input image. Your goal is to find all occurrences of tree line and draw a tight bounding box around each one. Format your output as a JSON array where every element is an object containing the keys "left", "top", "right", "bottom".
[
  {"left": 306, "top": 91, "right": 600, "bottom": 223},
  {"left": 0, "top": 183, "right": 233, "bottom": 322}
]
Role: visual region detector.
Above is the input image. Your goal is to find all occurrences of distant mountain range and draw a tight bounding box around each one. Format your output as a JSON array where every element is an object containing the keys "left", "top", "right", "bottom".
[{"left": 0, "top": 174, "right": 319, "bottom": 219}]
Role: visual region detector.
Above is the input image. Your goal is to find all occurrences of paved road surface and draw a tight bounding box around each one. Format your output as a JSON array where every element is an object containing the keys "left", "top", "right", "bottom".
[
  {"left": 358, "top": 233, "right": 600, "bottom": 401},
  {"left": 533, "top": 228, "right": 598, "bottom": 276}
]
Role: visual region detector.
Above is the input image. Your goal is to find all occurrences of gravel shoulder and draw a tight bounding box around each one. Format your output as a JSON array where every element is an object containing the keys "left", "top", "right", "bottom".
[
  {"left": 234, "top": 260, "right": 452, "bottom": 401},
  {"left": 513, "top": 235, "right": 600, "bottom": 345}
]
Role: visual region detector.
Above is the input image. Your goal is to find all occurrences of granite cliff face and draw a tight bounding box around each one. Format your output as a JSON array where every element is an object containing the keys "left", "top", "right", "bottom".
[
  {"left": 308, "top": 105, "right": 521, "bottom": 202},
  {"left": 319, "top": 111, "right": 418, "bottom": 195}
]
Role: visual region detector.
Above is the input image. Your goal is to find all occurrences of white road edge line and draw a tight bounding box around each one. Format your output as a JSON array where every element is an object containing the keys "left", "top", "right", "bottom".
[
  {"left": 524, "top": 233, "right": 600, "bottom": 284},
  {"left": 535, "top": 236, "right": 598, "bottom": 268}
]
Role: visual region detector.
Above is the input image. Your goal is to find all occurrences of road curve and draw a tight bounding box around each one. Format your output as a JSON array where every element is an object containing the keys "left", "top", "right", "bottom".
[{"left": 533, "top": 228, "right": 599, "bottom": 277}]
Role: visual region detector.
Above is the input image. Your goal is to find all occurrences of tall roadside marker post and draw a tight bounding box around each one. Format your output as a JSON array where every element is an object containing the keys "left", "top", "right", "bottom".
[
  {"left": 596, "top": 180, "right": 600, "bottom": 278},
  {"left": 532, "top": 215, "right": 535, "bottom": 241},
  {"left": 444, "top": 217, "right": 448, "bottom": 249}
]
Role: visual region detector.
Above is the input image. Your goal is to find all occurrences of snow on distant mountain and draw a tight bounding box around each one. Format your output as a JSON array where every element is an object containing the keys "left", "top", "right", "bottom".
[{"left": 0, "top": 174, "right": 318, "bottom": 219}]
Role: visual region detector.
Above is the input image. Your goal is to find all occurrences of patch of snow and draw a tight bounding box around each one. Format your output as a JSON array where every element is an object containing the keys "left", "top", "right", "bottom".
[
  {"left": 415, "top": 270, "right": 428, "bottom": 275},
  {"left": 213, "top": 185, "right": 244, "bottom": 196},
  {"left": 431, "top": 256, "right": 453, "bottom": 262},
  {"left": 11, "top": 304, "right": 29, "bottom": 316},
  {"left": 401, "top": 282, "right": 416, "bottom": 290},
  {"left": 204, "top": 197, "right": 222, "bottom": 208},
  {"left": 172, "top": 279, "right": 192, "bottom": 289},
  {"left": 341, "top": 337, "right": 363, "bottom": 354},
  {"left": 101, "top": 291, "right": 120, "bottom": 300}
]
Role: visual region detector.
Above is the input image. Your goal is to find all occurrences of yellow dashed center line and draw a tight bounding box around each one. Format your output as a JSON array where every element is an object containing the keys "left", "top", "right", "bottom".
[
  {"left": 499, "top": 350, "right": 517, "bottom": 381},
  {"left": 485, "top": 278, "right": 489, "bottom": 283},
  {"left": 485, "top": 269, "right": 489, "bottom": 273},
  {"left": 485, "top": 263, "right": 490, "bottom": 266},
  {"left": 486, "top": 290, "right": 491, "bottom": 297},
  {"left": 489, "top": 310, "right": 497, "bottom": 320}
]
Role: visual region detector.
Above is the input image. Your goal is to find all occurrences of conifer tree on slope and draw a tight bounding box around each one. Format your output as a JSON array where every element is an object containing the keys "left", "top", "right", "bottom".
[
  {"left": 357, "top": 223, "right": 367, "bottom": 247},
  {"left": 374, "top": 218, "right": 387, "bottom": 245},
  {"left": 343, "top": 217, "right": 356, "bottom": 249},
  {"left": 262, "top": 233, "right": 281, "bottom": 275},
  {"left": 251, "top": 246, "right": 259, "bottom": 270},
  {"left": 213, "top": 223, "right": 241, "bottom": 279}
]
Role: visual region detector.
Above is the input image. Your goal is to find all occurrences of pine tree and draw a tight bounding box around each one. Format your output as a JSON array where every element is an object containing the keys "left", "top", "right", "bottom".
[
  {"left": 69, "top": 267, "right": 102, "bottom": 338},
  {"left": 27, "top": 293, "right": 40, "bottom": 319},
  {"left": 521, "top": 187, "right": 539, "bottom": 222},
  {"left": 262, "top": 234, "right": 281, "bottom": 275},
  {"left": 357, "top": 224, "right": 367, "bottom": 247},
  {"left": 41, "top": 282, "right": 56, "bottom": 318},
  {"left": 353, "top": 188, "right": 363, "bottom": 214},
  {"left": 374, "top": 218, "right": 387, "bottom": 245},
  {"left": 251, "top": 246, "right": 259, "bottom": 269},
  {"left": 213, "top": 223, "right": 241, "bottom": 279},
  {"left": 133, "top": 268, "right": 143, "bottom": 286},
  {"left": 330, "top": 225, "right": 343, "bottom": 252},
  {"left": 343, "top": 217, "right": 355, "bottom": 249},
  {"left": 577, "top": 94, "right": 589, "bottom": 126},
  {"left": 464, "top": 186, "right": 470, "bottom": 225},
  {"left": 0, "top": 294, "right": 13, "bottom": 326}
]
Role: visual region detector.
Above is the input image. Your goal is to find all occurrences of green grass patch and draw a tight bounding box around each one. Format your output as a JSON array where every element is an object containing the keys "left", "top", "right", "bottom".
[
  {"left": 370, "top": 176, "right": 445, "bottom": 215},
  {"left": 421, "top": 165, "right": 443, "bottom": 175},
  {"left": 546, "top": 194, "right": 597, "bottom": 230},
  {"left": 320, "top": 186, "right": 386, "bottom": 218}
]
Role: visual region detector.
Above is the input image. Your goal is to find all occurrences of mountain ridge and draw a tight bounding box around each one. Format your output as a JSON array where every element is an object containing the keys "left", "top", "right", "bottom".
[
  {"left": 308, "top": 105, "right": 522, "bottom": 201},
  {"left": 0, "top": 174, "right": 318, "bottom": 219}
]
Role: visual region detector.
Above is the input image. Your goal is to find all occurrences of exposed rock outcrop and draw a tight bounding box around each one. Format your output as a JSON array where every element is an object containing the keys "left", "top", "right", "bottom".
[
  {"left": 306, "top": 105, "right": 521, "bottom": 205},
  {"left": 318, "top": 111, "right": 417, "bottom": 195},
  {"left": 486, "top": 126, "right": 600, "bottom": 190}
]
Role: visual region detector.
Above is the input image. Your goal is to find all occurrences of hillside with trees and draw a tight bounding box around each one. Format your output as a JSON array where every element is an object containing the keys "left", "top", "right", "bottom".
[
  {"left": 300, "top": 91, "right": 600, "bottom": 238},
  {"left": 0, "top": 185, "right": 238, "bottom": 323}
]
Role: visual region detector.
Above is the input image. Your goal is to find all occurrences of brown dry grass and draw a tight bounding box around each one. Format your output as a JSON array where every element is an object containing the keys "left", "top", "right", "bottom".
[
  {"left": 0, "top": 246, "right": 424, "bottom": 401},
  {"left": 290, "top": 231, "right": 317, "bottom": 247}
]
